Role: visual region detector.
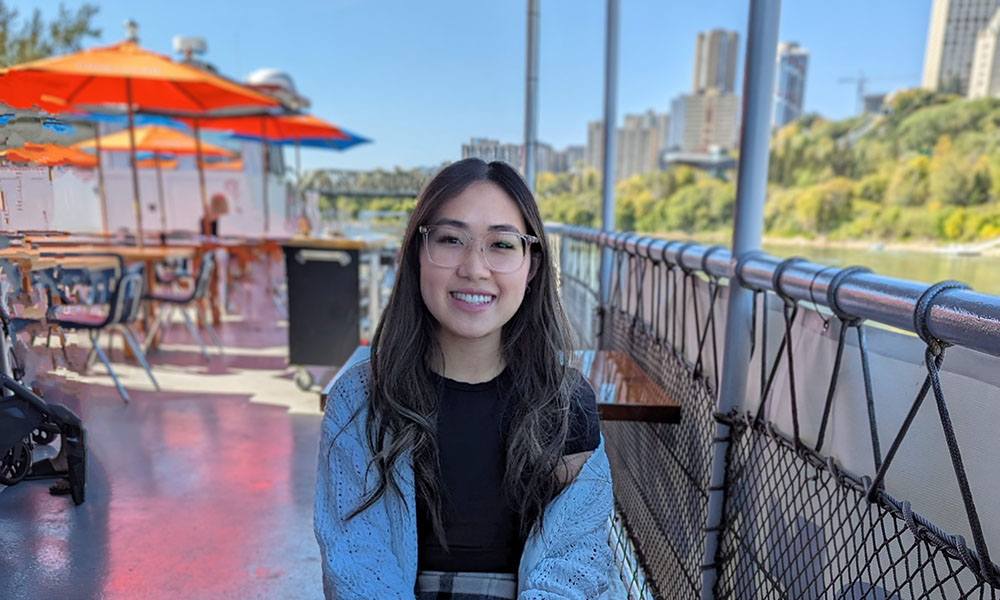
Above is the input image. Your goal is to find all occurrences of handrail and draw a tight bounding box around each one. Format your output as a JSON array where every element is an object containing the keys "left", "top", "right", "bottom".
[{"left": 547, "top": 224, "right": 1000, "bottom": 359}]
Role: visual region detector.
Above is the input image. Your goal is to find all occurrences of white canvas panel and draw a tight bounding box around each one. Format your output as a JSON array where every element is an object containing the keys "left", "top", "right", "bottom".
[
  {"left": 742, "top": 299, "right": 1000, "bottom": 553},
  {"left": 50, "top": 167, "right": 102, "bottom": 232},
  {"left": 2, "top": 167, "right": 55, "bottom": 230}
]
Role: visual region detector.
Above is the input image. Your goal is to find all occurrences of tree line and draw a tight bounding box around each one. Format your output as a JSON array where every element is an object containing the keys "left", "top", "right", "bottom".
[{"left": 319, "top": 92, "right": 1000, "bottom": 243}]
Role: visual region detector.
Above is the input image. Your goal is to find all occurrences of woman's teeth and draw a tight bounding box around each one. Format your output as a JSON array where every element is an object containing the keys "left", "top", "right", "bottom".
[{"left": 452, "top": 292, "right": 493, "bottom": 305}]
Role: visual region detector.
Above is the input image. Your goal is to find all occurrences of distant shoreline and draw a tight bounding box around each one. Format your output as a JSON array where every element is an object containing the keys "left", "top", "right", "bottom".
[{"left": 639, "top": 230, "right": 1000, "bottom": 257}]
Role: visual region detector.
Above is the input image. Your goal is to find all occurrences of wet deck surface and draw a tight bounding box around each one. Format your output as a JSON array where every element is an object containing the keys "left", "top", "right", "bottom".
[{"left": 0, "top": 286, "right": 329, "bottom": 599}]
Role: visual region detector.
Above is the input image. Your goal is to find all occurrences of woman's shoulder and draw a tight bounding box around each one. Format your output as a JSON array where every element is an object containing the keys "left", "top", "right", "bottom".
[{"left": 324, "top": 356, "right": 374, "bottom": 426}]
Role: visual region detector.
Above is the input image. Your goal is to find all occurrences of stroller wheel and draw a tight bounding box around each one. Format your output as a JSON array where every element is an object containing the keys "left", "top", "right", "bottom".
[
  {"left": 0, "top": 440, "right": 32, "bottom": 485},
  {"left": 32, "top": 424, "right": 58, "bottom": 446}
]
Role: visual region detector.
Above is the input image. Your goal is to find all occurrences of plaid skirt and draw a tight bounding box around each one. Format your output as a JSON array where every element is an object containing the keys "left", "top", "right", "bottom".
[{"left": 415, "top": 570, "right": 517, "bottom": 600}]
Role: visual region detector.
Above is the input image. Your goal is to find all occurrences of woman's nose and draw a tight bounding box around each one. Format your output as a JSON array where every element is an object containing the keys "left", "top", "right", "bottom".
[{"left": 456, "top": 243, "right": 492, "bottom": 278}]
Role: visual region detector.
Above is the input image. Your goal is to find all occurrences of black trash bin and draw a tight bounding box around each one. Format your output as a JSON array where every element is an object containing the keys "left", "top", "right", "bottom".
[{"left": 282, "top": 238, "right": 364, "bottom": 390}]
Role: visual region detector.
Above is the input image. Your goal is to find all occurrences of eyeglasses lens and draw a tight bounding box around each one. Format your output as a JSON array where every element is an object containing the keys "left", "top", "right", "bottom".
[{"left": 425, "top": 227, "right": 526, "bottom": 272}]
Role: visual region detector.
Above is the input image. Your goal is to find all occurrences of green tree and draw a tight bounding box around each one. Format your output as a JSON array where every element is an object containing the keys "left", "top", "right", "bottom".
[
  {"left": 886, "top": 155, "right": 930, "bottom": 207},
  {"left": 0, "top": 2, "right": 100, "bottom": 67}
]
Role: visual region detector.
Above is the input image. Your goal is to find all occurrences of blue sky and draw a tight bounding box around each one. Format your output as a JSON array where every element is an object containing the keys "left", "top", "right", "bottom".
[{"left": 23, "top": 0, "right": 931, "bottom": 172}]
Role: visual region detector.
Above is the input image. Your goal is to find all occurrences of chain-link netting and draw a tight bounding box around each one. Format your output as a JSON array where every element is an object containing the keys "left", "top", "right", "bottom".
[
  {"left": 553, "top": 229, "right": 1000, "bottom": 599},
  {"left": 714, "top": 278, "right": 1000, "bottom": 599},
  {"left": 595, "top": 238, "right": 723, "bottom": 600},
  {"left": 715, "top": 411, "right": 999, "bottom": 599}
]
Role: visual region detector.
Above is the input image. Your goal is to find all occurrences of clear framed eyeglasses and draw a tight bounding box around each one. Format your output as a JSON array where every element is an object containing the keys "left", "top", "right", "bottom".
[{"left": 418, "top": 225, "right": 539, "bottom": 273}]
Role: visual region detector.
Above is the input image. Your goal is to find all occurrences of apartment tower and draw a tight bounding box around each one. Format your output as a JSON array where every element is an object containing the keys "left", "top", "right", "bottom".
[
  {"left": 773, "top": 42, "right": 809, "bottom": 128},
  {"left": 922, "top": 0, "right": 1000, "bottom": 94}
]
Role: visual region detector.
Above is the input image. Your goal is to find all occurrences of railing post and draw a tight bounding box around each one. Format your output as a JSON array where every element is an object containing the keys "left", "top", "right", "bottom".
[
  {"left": 598, "top": 0, "right": 619, "bottom": 312},
  {"left": 523, "top": 0, "right": 540, "bottom": 193},
  {"left": 701, "top": 1, "right": 781, "bottom": 598}
]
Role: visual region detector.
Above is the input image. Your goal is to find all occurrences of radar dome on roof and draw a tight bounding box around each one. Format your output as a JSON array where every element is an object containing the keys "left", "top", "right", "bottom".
[{"left": 246, "top": 68, "right": 297, "bottom": 94}]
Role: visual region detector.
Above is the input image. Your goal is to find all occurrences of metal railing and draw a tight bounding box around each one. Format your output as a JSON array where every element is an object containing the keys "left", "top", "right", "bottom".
[
  {"left": 549, "top": 223, "right": 1000, "bottom": 599},
  {"left": 552, "top": 225, "right": 1000, "bottom": 358}
]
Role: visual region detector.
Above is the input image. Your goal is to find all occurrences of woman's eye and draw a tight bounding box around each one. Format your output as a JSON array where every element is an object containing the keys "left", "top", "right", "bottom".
[{"left": 436, "top": 235, "right": 463, "bottom": 246}]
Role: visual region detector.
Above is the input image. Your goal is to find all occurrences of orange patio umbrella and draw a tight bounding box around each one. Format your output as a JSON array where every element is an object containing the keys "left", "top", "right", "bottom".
[
  {"left": 199, "top": 158, "right": 243, "bottom": 171},
  {"left": 135, "top": 157, "right": 179, "bottom": 169},
  {"left": 75, "top": 125, "right": 234, "bottom": 233},
  {"left": 190, "top": 113, "right": 351, "bottom": 233},
  {"left": 0, "top": 142, "right": 97, "bottom": 167},
  {"left": 0, "top": 40, "right": 282, "bottom": 244}
]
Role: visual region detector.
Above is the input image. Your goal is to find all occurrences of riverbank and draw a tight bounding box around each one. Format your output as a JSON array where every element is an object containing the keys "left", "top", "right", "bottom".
[{"left": 638, "top": 229, "right": 1000, "bottom": 257}]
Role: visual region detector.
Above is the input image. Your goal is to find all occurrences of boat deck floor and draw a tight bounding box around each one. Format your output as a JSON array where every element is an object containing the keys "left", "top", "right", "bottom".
[{"left": 0, "top": 293, "right": 329, "bottom": 599}]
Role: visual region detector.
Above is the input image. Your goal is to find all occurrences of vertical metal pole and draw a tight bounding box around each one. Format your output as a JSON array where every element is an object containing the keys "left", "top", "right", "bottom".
[
  {"left": 701, "top": 1, "right": 781, "bottom": 598},
  {"left": 93, "top": 120, "right": 109, "bottom": 236},
  {"left": 154, "top": 151, "right": 168, "bottom": 234},
  {"left": 125, "top": 78, "right": 144, "bottom": 249},
  {"left": 296, "top": 139, "right": 303, "bottom": 215},
  {"left": 194, "top": 119, "right": 209, "bottom": 236},
  {"left": 261, "top": 116, "right": 270, "bottom": 235},
  {"left": 598, "top": 0, "right": 619, "bottom": 308},
  {"left": 523, "top": 0, "right": 540, "bottom": 193},
  {"left": 368, "top": 250, "right": 380, "bottom": 342}
]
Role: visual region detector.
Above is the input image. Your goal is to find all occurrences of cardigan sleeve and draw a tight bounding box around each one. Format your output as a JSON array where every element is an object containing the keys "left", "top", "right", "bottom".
[
  {"left": 314, "top": 374, "right": 415, "bottom": 600},
  {"left": 517, "top": 440, "right": 622, "bottom": 599}
]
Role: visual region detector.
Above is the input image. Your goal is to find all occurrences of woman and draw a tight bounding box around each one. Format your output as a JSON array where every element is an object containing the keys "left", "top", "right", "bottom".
[{"left": 314, "top": 159, "right": 623, "bottom": 599}]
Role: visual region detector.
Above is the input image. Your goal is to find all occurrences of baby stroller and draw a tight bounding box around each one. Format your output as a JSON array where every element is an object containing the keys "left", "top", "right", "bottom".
[{"left": 0, "top": 307, "right": 86, "bottom": 505}]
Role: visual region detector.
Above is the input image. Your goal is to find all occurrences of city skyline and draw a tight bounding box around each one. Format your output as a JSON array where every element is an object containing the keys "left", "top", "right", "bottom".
[{"left": 20, "top": 0, "right": 933, "bottom": 171}]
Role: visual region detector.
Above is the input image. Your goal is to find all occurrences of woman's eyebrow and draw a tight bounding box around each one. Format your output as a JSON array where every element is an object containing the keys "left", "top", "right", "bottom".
[{"left": 432, "top": 218, "right": 522, "bottom": 233}]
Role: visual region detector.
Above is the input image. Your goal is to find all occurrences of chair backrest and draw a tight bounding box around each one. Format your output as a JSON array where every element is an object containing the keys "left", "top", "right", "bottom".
[
  {"left": 191, "top": 252, "right": 215, "bottom": 301},
  {"left": 110, "top": 262, "right": 146, "bottom": 325}
]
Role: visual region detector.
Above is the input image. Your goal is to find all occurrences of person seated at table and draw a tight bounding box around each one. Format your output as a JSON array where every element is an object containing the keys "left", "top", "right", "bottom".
[{"left": 200, "top": 193, "right": 229, "bottom": 237}]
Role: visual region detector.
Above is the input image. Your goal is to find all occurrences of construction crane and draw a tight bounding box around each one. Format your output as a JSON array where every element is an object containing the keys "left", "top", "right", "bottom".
[
  {"left": 838, "top": 72, "right": 919, "bottom": 115},
  {"left": 837, "top": 72, "right": 870, "bottom": 115}
]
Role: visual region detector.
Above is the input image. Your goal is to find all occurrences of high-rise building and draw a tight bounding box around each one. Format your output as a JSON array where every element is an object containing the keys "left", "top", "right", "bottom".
[
  {"left": 969, "top": 7, "right": 1000, "bottom": 97},
  {"left": 460, "top": 139, "right": 564, "bottom": 175},
  {"left": 583, "top": 112, "right": 668, "bottom": 181},
  {"left": 773, "top": 42, "right": 809, "bottom": 128},
  {"left": 461, "top": 138, "right": 523, "bottom": 172},
  {"left": 618, "top": 111, "right": 668, "bottom": 180},
  {"left": 922, "top": 0, "right": 1000, "bottom": 95},
  {"left": 693, "top": 29, "right": 740, "bottom": 94},
  {"left": 558, "top": 145, "right": 586, "bottom": 172},
  {"left": 534, "top": 142, "right": 556, "bottom": 174},
  {"left": 585, "top": 120, "right": 605, "bottom": 171},
  {"left": 668, "top": 91, "right": 741, "bottom": 153}
]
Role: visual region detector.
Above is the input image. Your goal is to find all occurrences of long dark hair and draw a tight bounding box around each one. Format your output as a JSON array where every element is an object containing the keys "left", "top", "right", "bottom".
[{"left": 348, "top": 158, "right": 577, "bottom": 544}]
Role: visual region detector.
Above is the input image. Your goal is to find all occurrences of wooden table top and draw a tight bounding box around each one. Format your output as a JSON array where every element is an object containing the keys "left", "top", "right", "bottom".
[
  {"left": 0, "top": 248, "right": 120, "bottom": 271},
  {"left": 37, "top": 245, "right": 195, "bottom": 262},
  {"left": 577, "top": 349, "right": 682, "bottom": 423}
]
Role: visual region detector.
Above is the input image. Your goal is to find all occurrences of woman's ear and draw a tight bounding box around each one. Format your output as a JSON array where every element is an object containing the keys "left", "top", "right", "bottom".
[{"left": 527, "top": 250, "right": 541, "bottom": 283}]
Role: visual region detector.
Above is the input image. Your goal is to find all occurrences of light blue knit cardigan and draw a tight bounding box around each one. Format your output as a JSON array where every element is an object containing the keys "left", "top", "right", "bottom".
[{"left": 314, "top": 354, "right": 628, "bottom": 600}]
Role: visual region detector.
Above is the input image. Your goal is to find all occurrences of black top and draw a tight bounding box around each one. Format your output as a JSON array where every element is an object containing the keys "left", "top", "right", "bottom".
[
  {"left": 417, "top": 369, "right": 600, "bottom": 573},
  {"left": 200, "top": 216, "right": 218, "bottom": 237}
]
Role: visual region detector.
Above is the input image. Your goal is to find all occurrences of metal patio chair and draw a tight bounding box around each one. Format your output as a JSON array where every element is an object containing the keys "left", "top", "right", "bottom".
[
  {"left": 143, "top": 251, "right": 223, "bottom": 359},
  {"left": 44, "top": 254, "right": 159, "bottom": 403}
]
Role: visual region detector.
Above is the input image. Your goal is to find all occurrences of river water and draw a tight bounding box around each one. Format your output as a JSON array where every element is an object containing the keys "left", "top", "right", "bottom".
[{"left": 759, "top": 243, "right": 1000, "bottom": 297}]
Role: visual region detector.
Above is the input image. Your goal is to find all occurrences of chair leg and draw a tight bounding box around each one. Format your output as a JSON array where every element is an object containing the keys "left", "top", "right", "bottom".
[
  {"left": 89, "top": 331, "right": 129, "bottom": 404},
  {"left": 194, "top": 303, "right": 224, "bottom": 354},
  {"left": 58, "top": 329, "right": 71, "bottom": 370},
  {"left": 121, "top": 324, "right": 160, "bottom": 391},
  {"left": 179, "top": 307, "right": 210, "bottom": 359},
  {"left": 142, "top": 303, "right": 171, "bottom": 354}
]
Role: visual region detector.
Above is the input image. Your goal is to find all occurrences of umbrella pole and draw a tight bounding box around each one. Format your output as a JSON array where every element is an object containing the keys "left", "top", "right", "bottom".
[
  {"left": 194, "top": 119, "right": 209, "bottom": 237},
  {"left": 125, "top": 78, "right": 144, "bottom": 249},
  {"left": 261, "top": 116, "right": 269, "bottom": 235},
  {"left": 295, "top": 139, "right": 302, "bottom": 215},
  {"left": 155, "top": 151, "right": 168, "bottom": 238},
  {"left": 94, "top": 120, "right": 109, "bottom": 236}
]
